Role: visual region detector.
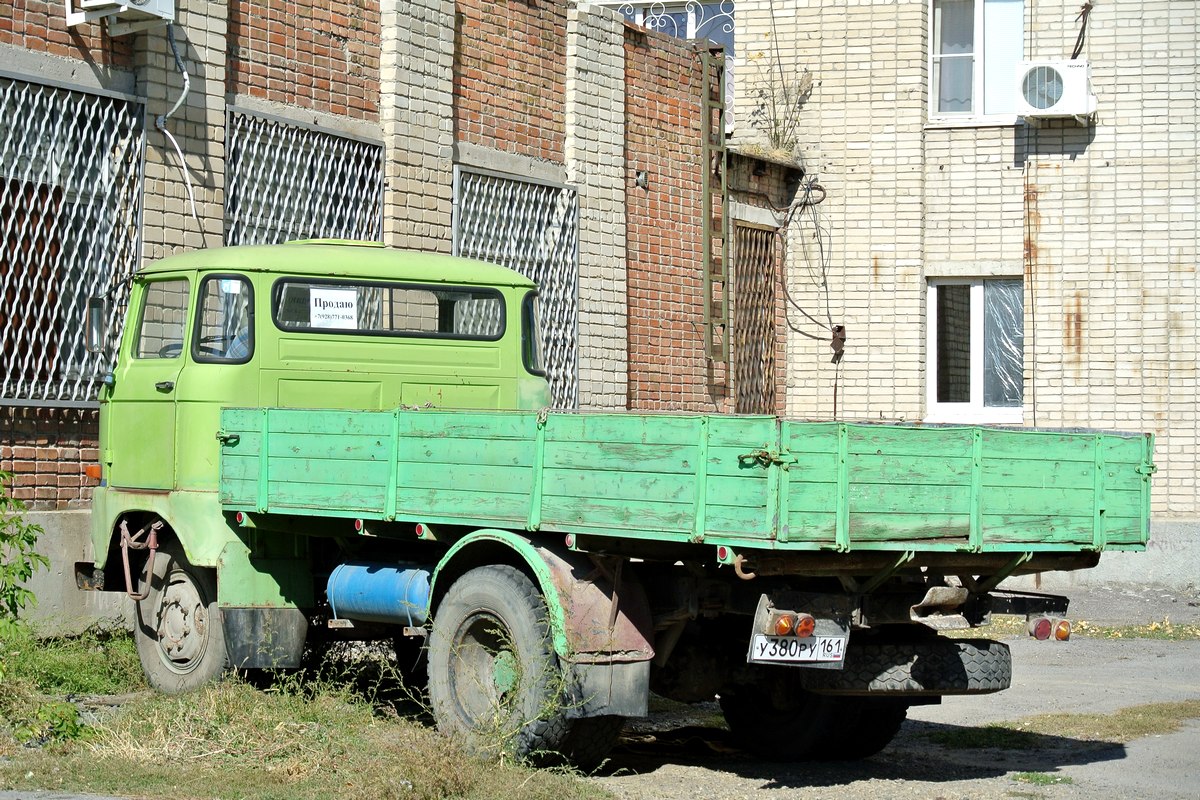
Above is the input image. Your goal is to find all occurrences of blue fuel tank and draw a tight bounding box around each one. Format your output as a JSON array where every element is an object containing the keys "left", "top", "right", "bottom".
[{"left": 326, "top": 562, "right": 432, "bottom": 626}]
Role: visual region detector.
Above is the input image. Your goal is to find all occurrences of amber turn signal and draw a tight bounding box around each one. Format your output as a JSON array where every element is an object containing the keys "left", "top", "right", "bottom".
[
  {"left": 84, "top": 464, "right": 103, "bottom": 480},
  {"left": 772, "top": 613, "right": 796, "bottom": 636},
  {"left": 794, "top": 613, "right": 816, "bottom": 638},
  {"left": 1054, "top": 619, "right": 1071, "bottom": 641}
]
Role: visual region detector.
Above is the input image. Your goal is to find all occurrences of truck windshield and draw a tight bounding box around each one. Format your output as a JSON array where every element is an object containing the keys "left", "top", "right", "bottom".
[{"left": 272, "top": 279, "right": 504, "bottom": 340}]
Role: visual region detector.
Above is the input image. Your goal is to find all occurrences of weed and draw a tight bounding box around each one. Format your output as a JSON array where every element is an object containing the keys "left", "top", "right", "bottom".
[
  {"left": 14, "top": 700, "right": 93, "bottom": 745},
  {"left": 0, "top": 624, "right": 143, "bottom": 696},
  {"left": 2, "top": 642, "right": 610, "bottom": 800},
  {"left": 1013, "top": 771, "right": 1074, "bottom": 786},
  {"left": 948, "top": 614, "right": 1200, "bottom": 641},
  {"left": 928, "top": 699, "right": 1200, "bottom": 750},
  {"left": 0, "top": 470, "right": 48, "bottom": 662},
  {"left": 929, "top": 724, "right": 1042, "bottom": 750}
]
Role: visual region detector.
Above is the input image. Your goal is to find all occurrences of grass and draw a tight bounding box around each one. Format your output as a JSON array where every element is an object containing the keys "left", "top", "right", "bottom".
[
  {"left": 0, "top": 623, "right": 144, "bottom": 695},
  {"left": 1012, "top": 772, "right": 1074, "bottom": 786},
  {"left": 951, "top": 614, "right": 1200, "bottom": 641},
  {"left": 928, "top": 699, "right": 1200, "bottom": 750},
  {"left": 0, "top": 627, "right": 611, "bottom": 800}
]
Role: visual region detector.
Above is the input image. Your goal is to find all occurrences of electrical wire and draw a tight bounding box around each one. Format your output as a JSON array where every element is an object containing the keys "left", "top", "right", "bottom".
[
  {"left": 158, "top": 24, "right": 199, "bottom": 224},
  {"left": 1072, "top": 2, "right": 1093, "bottom": 60}
]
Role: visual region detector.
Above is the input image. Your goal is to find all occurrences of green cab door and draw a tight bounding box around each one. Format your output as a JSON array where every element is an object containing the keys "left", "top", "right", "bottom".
[{"left": 106, "top": 277, "right": 191, "bottom": 490}]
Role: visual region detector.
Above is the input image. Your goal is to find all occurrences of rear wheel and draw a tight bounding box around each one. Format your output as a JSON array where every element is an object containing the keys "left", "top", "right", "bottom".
[
  {"left": 427, "top": 565, "right": 621, "bottom": 769},
  {"left": 134, "top": 543, "right": 228, "bottom": 694},
  {"left": 720, "top": 668, "right": 907, "bottom": 761}
]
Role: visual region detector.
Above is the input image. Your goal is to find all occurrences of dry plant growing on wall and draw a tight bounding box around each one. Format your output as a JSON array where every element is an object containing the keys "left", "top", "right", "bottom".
[{"left": 742, "top": 6, "right": 812, "bottom": 158}]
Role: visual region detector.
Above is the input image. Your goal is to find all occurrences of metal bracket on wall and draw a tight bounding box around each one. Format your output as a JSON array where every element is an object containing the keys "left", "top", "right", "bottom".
[{"left": 699, "top": 44, "right": 730, "bottom": 366}]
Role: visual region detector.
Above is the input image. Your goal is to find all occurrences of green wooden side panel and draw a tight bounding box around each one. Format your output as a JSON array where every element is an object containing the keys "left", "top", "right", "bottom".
[{"left": 218, "top": 409, "right": 1153, "bottom": 553}]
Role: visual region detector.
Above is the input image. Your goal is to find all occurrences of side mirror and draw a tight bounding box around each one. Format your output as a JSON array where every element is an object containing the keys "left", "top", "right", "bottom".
[{"left": 85, "top": 296, "right": 107, "bottom": 354}]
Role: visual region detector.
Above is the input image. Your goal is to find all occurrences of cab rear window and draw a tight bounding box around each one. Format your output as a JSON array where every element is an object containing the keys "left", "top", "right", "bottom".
[{"left": 271, "top": 279, "right": 504, "bottom": 340}]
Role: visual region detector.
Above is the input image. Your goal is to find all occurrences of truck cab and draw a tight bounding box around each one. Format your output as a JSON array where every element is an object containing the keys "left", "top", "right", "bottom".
[{"left": 98, "top": 240, "right": 549, "bottom": 495}]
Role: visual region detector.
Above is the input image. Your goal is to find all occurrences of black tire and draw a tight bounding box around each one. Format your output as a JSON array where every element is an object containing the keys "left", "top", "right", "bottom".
[
  {"left": 427, "top": 565, "right": 618, "bottom": 768},
  {"left": 721, "top": 670, "right": 907, "bottom": 761},
  {"left": 134, "top": 543, "right": 228, "bottom": 694},
  {"left": 809, "top": 697, "right": 909, "bottom": 760},
  {"left": 801, "top": 638, "right": 1011, "bottom": 695}
]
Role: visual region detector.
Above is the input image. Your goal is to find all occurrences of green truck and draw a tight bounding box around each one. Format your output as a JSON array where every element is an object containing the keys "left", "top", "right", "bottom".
[{"left": 79, "top": 241, "right": 1155, "bottom": 766}]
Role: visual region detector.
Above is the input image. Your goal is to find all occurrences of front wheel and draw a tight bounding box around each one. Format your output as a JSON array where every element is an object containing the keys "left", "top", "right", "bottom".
[
  {"left": 427, "top": 565, "right": 620, "bottom": 768},
  {"left": 134, "top": 543, "right": 228, "bottom": 693}
]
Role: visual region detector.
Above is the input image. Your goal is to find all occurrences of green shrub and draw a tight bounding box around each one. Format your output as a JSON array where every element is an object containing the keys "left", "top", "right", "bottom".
[{"left": 0, "top": 470, "right": 49, "bottom": 679}]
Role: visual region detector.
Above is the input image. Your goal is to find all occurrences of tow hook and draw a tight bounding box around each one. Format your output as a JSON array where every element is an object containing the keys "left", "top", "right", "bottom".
[{"left": 121, "top": 519, "right": 163, "bottom": 600}]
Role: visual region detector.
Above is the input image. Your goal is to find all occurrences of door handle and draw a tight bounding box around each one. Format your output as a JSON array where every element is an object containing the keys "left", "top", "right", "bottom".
[{"left": 155, "top": 381, "right": 175, "bottom": 393}]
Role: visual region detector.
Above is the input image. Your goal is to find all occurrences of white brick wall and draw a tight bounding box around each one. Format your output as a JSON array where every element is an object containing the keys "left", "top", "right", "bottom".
[
  {"left": 380, "top": 0, "right": 455, "bottom": 252},
  {"left": 139, "top": 2, "right": 228, "bottom": 258},
  {"left": 567, "top": 3, "right": 629, "bottom": 410},
  {"left": 737, "top": 0, "right": 1199, "bottom": 515}
]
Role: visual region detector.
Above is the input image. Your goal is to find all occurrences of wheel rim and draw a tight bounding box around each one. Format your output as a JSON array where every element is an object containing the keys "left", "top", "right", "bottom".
[
  {"left": 153, "top": 566, "right": 211, "bottom": 674},
  {"left": 453, "top": 612, "right": 522, "bottom": 724}
]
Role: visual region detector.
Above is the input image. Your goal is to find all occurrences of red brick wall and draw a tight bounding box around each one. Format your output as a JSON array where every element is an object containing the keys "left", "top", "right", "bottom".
[
  {"left": 454, "top": 0, "right": 566, "bottom": 162},
  {"left": 227, "top": 0, "right": 381, "bottom": 121},
  {"left": 0, "top": 408, "right": 99, "bottom": 510},
  {"left": 0, "top": 1, "right": 133, "bottom": 69},
  {"left": 624, "top": 27, "right": 727, "bottom": 412}
]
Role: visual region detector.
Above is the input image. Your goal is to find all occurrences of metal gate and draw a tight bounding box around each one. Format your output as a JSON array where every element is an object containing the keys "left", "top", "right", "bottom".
[
  {"left": 0, "top": 77, "right": 145, "bottom": 405},
  {"left": 733, "top": 224, "right": 779, "bottom": 414},
  {"left": 225, "top": 110, "right": 383, "bottom": 246},
  {"left": 453, "top": 168, "right": 579, "bottom": 409}
]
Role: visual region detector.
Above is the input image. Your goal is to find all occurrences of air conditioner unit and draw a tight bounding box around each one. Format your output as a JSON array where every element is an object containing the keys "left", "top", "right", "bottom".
[
  {"left": 66, "top": 0, "right": 175, "bottom": 37},
  {"left": 1016, "top": 59, "right": 1097, "bottom": 120}
]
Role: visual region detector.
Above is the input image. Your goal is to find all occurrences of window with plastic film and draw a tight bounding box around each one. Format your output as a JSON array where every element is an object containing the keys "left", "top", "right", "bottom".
[{"left": 927, "top": 278, "right": 1023, "bottom": 423}]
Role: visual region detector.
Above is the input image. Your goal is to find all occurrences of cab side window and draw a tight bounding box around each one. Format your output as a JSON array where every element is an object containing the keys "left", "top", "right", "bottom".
[
  {"left": 134, "top": 279, "right": 190, "bottom": 359},
  {"left": 194, "top": 275, "right": 254, "bottom": 363}
]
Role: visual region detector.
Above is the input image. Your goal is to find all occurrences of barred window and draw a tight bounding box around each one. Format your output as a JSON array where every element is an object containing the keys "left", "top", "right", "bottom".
[
  {"left": 0, "top": 77, "right": 144, "bottom": 405},
  {"left": 225, "top": 110, "right": 384, "bottom": 246},
  {"left": 454, "top": 169, "right": 579, "bottom": 407}
]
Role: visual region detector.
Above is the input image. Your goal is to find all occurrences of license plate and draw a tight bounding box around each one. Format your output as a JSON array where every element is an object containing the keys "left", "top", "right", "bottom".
[{"left": 750, "top": 633, "right": 847, "bottom": 664}]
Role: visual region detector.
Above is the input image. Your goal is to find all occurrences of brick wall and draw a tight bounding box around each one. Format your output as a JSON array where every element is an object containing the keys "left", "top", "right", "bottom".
[
  {"left": 624, "top": 25, "right": 722, "bottom": 412},
  {"left": 380, "top": 0, "right": 454, "bottom": 251},
  {"left": 566, "top": 4, "right": 627, "bottom": 411},
  {"left": 0, "top": 408, "right": 99, "bottom": 509},
  {"left": 0, "top": 0, "right": 133, "bottom": 68},
  {"left": 736, "top": 0, "right": 1199, "bottom": 514},
  {"left": 454, "top": 0, "right": 566, "bottom": 162},
  {"left": 227, "top": 0, "right": 380, "bottom": 120}
]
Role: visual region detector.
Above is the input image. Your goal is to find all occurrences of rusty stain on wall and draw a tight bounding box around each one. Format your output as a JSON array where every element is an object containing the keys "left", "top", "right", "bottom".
[
  {"left": 1065, "top": 292, "right": 1084, "bottom": 363},
  {"left": 872, "top": 254, "right": 881, "bottom": 283},
  {"left": 1023, "top": 182, "right": 1040, "bottom": 278}
]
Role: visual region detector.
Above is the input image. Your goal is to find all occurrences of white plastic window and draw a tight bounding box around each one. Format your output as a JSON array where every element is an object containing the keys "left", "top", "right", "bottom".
[
  {"left": 930, "top": 0, "right": 1024, "bottom": 123},
  {"left": 926, "top": 279, "right": 1024, "bottom": 424}
]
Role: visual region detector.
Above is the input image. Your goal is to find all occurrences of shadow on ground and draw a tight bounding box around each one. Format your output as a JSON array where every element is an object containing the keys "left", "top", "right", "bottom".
[{"left": 599, "top": 718, "right": 1126, "bottom": 789}]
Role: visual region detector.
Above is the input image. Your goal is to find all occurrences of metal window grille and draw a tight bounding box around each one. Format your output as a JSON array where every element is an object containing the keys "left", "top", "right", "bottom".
[
  {"left": 733, "top": 224, "right": 779, "bottom": 414},
  {"left": 0, "top": 77, "right": 145, "bottom": 406},
  {"left": 453, "top": 168, "right": 579, "bottom": 409},
  {"left": 225, "top": 111, "right": 383, "bottom": 246}
]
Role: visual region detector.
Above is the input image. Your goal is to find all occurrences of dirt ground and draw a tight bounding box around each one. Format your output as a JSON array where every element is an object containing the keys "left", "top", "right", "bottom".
[{"left": 593, "top": 586, "right": 1200, "bottom": 800}]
